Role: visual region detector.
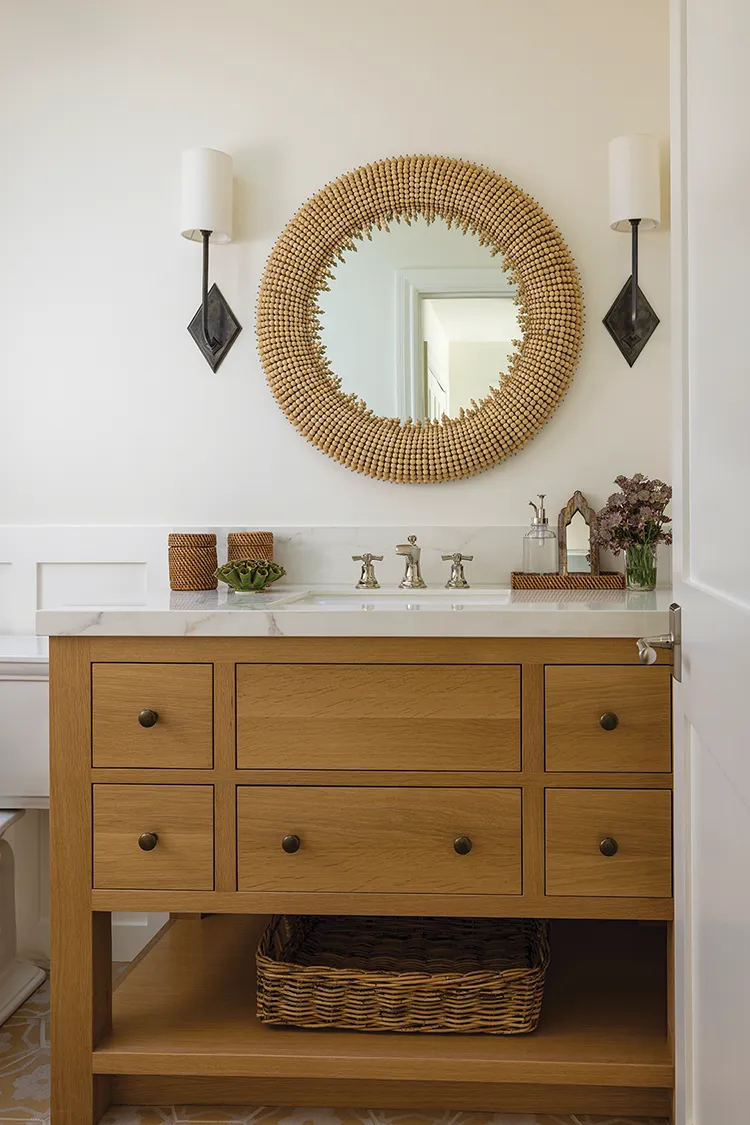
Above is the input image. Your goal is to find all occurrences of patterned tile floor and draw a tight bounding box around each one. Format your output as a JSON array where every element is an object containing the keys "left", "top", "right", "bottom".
[{"left": 0, "top": 971, "right": 668, "bottom": 1125}]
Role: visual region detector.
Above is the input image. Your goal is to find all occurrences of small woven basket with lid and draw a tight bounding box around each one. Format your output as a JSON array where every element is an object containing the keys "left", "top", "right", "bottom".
[
  {"left": 228, "top": 531, "right": 274, "bottom": 562},
  {"left": 168, "top": 533, "right": 218, "bottom": 591},
  {"left": 257, "top": 915, "right": 550, "bottom": 1035}
]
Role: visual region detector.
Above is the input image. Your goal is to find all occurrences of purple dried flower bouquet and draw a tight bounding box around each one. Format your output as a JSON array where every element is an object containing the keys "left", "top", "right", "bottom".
[{"left": 591, "top": 474, "right": 673, "bottom": 591}]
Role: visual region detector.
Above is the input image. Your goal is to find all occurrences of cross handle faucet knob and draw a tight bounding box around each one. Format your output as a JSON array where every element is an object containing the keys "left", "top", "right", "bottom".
[
  {"left": 442, "top": 552, "right": 474, "bottom": 590},
  {"left": 352, "top": 553, "right": 384, "bottom": 590}
]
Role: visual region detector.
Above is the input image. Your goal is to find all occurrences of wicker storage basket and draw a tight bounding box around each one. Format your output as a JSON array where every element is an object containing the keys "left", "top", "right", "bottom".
[
  {"left": 256, "top": 915, "right": 550, "bottom": 1035},
  {"left": 228, "top": 531, "right": 274, "bottom": 562},
  {"left": 168, "top": 533, "right": 218, "bottom": 591}
]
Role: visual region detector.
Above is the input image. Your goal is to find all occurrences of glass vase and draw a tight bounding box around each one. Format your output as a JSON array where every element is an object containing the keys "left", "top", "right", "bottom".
[{"left": 624, "top": 542, "right": 658, "bottom": 591}]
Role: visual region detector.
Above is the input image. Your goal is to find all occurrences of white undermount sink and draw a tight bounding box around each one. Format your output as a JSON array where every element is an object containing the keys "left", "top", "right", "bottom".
[{"left": 289, "top": 588, "right": 511, "bottom": 610}]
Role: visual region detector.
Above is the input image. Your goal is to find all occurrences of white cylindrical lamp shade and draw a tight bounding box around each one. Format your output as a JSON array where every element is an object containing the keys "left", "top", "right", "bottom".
[
  {"left": 181, "top": 147, "right": 233, "bottom": 243},
  {"left": 609, "top": 134, "right": 661, "bottom": 231}
]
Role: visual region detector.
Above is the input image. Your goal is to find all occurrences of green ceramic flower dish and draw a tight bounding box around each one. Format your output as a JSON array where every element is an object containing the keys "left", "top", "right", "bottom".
[{"left": 216, "top": 558, "right": 286, "bottom": 593}]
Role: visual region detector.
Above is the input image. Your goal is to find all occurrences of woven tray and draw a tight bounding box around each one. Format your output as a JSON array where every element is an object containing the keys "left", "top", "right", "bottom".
[
  {"left": 257, "top": 915, "right": 550, "bottom": 1035},
  {"left": 511, "top": 572, "right": 625, "bottom": 589}
]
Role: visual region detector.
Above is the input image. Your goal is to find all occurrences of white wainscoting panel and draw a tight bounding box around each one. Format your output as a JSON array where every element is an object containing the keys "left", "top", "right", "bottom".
[
  {"left": 37, "top": 561, "right": 148, "bottom": 610},
  {"left": 0, "top": 527, "right": 168, "bottom": 635},
  {"left": 0, "top": 565, "right": 12, "bottom": 633}
]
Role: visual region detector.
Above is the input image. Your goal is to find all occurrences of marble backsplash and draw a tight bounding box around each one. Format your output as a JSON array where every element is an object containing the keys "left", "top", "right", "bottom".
[{"left": 217, "top": 526, "right": 671, "bottom": 591}]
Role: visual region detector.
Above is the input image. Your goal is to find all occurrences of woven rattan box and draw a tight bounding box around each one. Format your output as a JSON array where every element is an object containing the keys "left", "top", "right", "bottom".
[{"left": 256, "top": 915, "right": 550, "bottom": 1035}]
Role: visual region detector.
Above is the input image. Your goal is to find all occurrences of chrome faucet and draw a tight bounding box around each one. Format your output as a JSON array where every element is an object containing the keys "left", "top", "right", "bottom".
[
  {"left": 442, "top": 552, "right": 473, "bottom": 589},
  {"left": 396, "top": 534, "right": 426, "bottom": 589},
  {"left": 352, "top": 553, "right": 383, "bottom": 589}
]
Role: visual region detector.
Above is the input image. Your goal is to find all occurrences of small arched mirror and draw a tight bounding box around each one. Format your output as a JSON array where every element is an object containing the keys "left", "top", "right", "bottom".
[{"left": 558, "top": 491, "right": 600, "bottom": 575}]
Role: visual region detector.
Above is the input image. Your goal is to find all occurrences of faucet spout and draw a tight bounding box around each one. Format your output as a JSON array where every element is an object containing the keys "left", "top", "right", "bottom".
[{"left": 396, "top": 534, "right": 426, "bottom": 589}]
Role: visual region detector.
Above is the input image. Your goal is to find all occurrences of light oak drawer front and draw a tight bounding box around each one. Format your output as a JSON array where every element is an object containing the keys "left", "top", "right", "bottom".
[
  {"left": 545, "top": 789, "right": 672, "bottom": 897},
  {"left": 545, "top": 665, "right": 671, "bottom": 772},
  {"left": 237, "top": 786, "right": 522, "bottom": 894},
  {"left": 93, "top": 785, "right": 214, "bottom": 890},
  {"left": 92, "top": 663, "right": 213, "bottom": 768},
  {"left": 236, "top": 664, "right": 520, "bottom": 770}
]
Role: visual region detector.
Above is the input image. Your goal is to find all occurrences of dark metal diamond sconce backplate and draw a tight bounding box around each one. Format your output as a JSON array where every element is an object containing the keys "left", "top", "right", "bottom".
[
  {"left": 602, "top": 278, "right": 660, "bottom": 367},
  {"left": 188, "top": 283, "right": 242, "bottom": 372}
]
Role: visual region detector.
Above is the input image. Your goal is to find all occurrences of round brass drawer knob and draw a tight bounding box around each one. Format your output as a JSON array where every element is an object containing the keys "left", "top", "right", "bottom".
[
  {"left": 599, "top": 711, "right": 619, "bottom": 731},
  {"left": 138, "top": 709, "right": 159, "bottom": 728},
  {"left": 138, "top": 832, "right": 158, "bottom": 851},
  {"left": 282, "top": 834, "right": 301, "bottom": 854},
  {"left": 600, "top": 836, "right": 619, "bottom": 857},
  {"left": 454, "top": 836, "right": 473, "bottom": 855}
]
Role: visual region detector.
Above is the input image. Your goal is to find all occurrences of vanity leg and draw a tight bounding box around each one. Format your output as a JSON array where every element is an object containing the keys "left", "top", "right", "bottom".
[
  {"left": 50, "top": 637, "right": 111, "bottom": 1124},
  {"left": 51, "top": 909, "right": 112, "bottom": 1123}
]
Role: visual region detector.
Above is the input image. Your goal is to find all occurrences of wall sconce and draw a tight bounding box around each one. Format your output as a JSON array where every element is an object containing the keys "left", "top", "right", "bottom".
[
  {"left": 180, "top": 147, "right": 241, "bottom": 372},
  {"left": 603, "top": 134, "right": 661, "bottom": 366}
]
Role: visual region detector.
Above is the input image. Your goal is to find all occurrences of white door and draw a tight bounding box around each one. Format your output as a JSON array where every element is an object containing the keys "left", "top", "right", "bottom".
[{"left": 672, "top": 1, "right": 750, "bottom": 1122}]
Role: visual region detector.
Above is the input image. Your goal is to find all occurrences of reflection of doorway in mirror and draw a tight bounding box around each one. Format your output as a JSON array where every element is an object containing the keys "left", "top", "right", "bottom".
[
  {"left": 424, "top": 341, "right": 449, "bottom": 420},
  {"left": 419, "top": 297, "right": 519, "bottom": 420},
  {"left": 315, "top": 217, "right": 520, "bottom": 422},
  {"left": 566, "top": 511, "right": 592, "bottom": 573}
]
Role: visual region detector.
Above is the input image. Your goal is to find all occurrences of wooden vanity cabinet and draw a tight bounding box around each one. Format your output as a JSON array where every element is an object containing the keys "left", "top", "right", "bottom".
[
  {"left": 237, "top": 785, "right": 523, "bottom": 894},
  {"left": 236, "top": 663, "right": 521, "bottom": 770},
  {"left": 50, "top": 635, "right": 675, "bottom": 1125}
]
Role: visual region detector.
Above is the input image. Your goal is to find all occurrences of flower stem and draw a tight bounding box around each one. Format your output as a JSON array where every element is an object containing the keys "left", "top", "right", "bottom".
[{"left": 625, "top": 543, "right": 657, "bottom": 591}]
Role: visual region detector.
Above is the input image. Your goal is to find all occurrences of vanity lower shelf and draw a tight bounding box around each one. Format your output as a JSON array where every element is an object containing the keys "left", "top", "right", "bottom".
[{"left": 94, "top": 914, "right": 672, "bottom": 1092}]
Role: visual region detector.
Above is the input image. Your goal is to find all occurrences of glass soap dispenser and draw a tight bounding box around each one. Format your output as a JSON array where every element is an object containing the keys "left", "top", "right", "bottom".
[{"left": 522, "top": 494, "right": 558, "bottom": 574}]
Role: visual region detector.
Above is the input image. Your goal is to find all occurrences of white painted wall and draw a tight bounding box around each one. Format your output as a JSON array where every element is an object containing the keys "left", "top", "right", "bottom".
[{"left": 0, "top": 0, "right": 670, "bottom": 528}]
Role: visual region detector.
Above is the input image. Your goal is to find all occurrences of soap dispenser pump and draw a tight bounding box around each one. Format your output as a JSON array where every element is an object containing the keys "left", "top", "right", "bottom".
[{"left": 522, "top": 494, "right": 558, "bottom": 575}]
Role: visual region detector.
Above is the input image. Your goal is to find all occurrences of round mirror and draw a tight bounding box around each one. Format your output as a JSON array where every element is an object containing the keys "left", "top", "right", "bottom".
[
  {"left": 258, "top": 155, "right": 583, "bottom": 483},
  {"left": 317, "top": 217, "right": 520, "bottom": 422}
]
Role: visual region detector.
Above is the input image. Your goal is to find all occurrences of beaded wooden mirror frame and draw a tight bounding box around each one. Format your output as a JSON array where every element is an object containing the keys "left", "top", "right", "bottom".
[{"left": 257, "top": 155, "right": 584, "bottom": 483}]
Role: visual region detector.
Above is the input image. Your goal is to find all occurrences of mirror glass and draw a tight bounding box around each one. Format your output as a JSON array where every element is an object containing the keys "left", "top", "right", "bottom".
[
  {"left": 565, "top": 511, "right": 592, "bottom": 573},
  {"left": 317, "top": 216, "right": 520, "bottom": 422}
]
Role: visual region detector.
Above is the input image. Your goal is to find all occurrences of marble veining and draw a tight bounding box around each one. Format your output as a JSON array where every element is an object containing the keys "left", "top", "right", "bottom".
[{"left": 36, "top": 586, "right": 673, "bottom": 639}]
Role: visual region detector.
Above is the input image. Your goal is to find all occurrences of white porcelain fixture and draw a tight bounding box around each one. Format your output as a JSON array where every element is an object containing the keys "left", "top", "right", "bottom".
[
  {"left": 0, "top": 637, "right": 49, "bottom": 808},
  {"left": 0, "top": 810, "right": 45, "bottom": 1023}
]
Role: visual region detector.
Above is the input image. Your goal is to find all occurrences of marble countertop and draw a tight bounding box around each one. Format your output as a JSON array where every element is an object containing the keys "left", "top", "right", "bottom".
[{"left": 35, "top": 586, "right": 673, "bottom": 639}]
